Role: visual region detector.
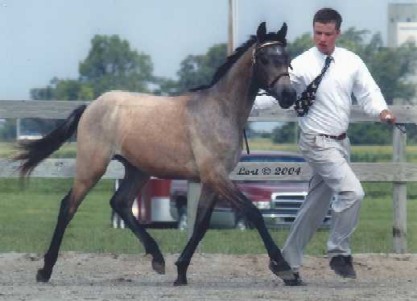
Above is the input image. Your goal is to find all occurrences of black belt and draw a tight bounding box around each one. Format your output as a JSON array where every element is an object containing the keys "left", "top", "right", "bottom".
[{"left": 318, "top": 133, "right": 347, "bottom": 140}]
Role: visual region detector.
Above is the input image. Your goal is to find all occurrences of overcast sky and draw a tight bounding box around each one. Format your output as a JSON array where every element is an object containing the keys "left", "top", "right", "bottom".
[{"left": 0, "top": 0, "right": 404, "bottom": 100}]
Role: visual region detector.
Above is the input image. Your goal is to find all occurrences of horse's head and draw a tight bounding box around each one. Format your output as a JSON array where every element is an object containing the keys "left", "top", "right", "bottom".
[{"left": 252, "top": 22, "right": 296, "bottom": 109}]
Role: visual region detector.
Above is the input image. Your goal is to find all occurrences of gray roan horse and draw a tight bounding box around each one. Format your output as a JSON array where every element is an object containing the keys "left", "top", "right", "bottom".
[{"left": 14, "top": 22, "right": 297, "bottom": 286}]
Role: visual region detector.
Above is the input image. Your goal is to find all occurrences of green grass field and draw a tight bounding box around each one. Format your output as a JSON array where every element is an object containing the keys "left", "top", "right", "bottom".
[
  {"left": 0, "top": 178, "right": 416, "bottom": 255},
  {"left": 0, "top": 139, "right": 416, "bottom": 255}
]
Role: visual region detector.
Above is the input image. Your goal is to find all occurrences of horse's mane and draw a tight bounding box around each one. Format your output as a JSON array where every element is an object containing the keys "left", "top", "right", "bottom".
[{"left": 190, "top": 31, "right": 287, "bottom": 92}]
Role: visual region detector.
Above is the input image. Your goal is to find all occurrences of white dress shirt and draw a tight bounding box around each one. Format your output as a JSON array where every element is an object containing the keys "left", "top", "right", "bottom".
[{"left": 290, "top": 46, "right": 388, "bottom": 136}]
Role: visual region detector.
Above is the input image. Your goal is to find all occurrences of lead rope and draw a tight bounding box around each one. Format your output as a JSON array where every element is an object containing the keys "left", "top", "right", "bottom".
[
  {"left": 394, "top": 123, "right": 407, "bottom": 134},
  {"left": 243, "top": 129, "right": 250, "bottom": 154}
]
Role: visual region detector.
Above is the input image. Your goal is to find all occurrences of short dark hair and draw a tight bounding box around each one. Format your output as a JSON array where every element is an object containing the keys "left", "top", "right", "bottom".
[{"left": 313, "top": 8, "right": 342, "bottom": 31}]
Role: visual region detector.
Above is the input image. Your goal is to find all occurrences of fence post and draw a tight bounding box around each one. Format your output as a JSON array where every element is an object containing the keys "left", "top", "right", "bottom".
[
  {"left": 186, "top": 181, "right": 201, "bottom": 240},
  {"left": 392, "top": 126, "right": 407, "bottom": 253}
]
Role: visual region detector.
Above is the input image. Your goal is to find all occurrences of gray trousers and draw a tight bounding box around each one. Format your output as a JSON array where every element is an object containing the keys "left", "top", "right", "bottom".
[{"left": 282, "top": 133, "right": 365, "bottom": 271}]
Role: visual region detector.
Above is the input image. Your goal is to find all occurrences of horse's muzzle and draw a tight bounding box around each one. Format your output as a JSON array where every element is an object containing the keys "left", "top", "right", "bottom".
[{"left": 279, "top": 87, "right": 296, "bottom": 109}]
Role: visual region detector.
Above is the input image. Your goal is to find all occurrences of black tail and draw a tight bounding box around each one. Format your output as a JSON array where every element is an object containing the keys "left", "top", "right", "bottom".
[{"left": 14, "top": 105, "right": 88, "bottom": 177}]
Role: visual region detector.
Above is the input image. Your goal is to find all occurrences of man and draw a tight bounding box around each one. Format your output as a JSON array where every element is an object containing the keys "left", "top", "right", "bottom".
[{"left": 280, "top": 8, "right": 396, "bottom": 286}]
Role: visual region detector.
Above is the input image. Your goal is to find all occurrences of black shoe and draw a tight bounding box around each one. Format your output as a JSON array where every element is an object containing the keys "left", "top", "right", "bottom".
[
  {"left": 329, "top": 255, "right": 357, "bottom": 279},
  {"left": 283, "top": 272, "right": 305, "bottom": 286}
]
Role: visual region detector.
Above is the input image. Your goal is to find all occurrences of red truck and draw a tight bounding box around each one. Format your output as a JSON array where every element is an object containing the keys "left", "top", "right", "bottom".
[{"left": 169, "top": 151, "right": 327, "bottom": 230}]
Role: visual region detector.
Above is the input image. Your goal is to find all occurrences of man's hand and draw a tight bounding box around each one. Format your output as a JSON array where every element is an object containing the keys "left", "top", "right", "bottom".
[{"left": 379, "top": 109, "right": 396, "bottom": 124}]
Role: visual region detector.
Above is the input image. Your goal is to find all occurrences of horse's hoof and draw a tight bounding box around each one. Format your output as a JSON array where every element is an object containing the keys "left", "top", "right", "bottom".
[
  {"left": 36, "top": 268, "right": 51, "bottom": 283},
  {"left": 173, "top": 277, "right": 187, "bottom": 286},
  {"left": 152, "top": 258, "right": 165, "bottom": 275},
  {"left": 268, "top": 259, "right": 295, "bottom": 281}
]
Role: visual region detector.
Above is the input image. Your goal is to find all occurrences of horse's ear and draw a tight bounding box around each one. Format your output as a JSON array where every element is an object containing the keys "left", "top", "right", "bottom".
[
  {"left": 277, "top": 22, "right": 288, "bottom": 39},
  {"left": 256, "top": 22, "right": 267, "bottom": 41}
]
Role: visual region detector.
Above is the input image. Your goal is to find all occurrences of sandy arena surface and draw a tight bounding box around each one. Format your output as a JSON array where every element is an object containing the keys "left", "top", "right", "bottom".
[{"left": 1, "top": 252, "right": 417, "bottom": 301}]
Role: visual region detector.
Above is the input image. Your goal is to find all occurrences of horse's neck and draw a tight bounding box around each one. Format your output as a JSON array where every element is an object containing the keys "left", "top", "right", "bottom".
[{"left": 213, "top": 47, "right": 257, "bottom": 128}]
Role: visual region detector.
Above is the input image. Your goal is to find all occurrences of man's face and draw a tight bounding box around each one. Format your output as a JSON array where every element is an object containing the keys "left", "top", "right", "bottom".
[{"left": 313, "top": 21, "right": 340, "bottom": 55}]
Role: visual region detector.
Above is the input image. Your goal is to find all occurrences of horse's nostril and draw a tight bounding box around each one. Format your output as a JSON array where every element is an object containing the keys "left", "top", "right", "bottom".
[
  {"left": 276, "top": 88, "right": 296, "bottom": 109},
  {"left": 283, "top": 89, "right": 296, "bottom": 103}
]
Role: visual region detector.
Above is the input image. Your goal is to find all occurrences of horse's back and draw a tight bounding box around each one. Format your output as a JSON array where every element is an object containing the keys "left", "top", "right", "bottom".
[{"left": 81, "top": 90, "right": 188, "bottom": 136}]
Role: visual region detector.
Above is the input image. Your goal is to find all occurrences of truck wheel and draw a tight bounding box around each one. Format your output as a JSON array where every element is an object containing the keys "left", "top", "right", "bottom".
[
  {"left": 177, "top": 206, "right": 188, "bottom": 231},
  {"left": 111, "top": 210, "right": 125, "bottom": 229},
  {"left": 235, "top": 217, "right": 248, "bottom": 230}
]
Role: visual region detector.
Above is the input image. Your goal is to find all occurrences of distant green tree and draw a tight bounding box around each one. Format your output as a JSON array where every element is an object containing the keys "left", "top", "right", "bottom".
[
  {"left": 152, "top": 77, "right": 179, "bottom": 96},
  {"left": 287, "top": 33, "right": 313, "bottom": 58},
  {"left": 27, "top": 35, "right": 155, "bottom": 136},
  {"left": 337, "top": 27, "right": 369, "bottom": 53},
  {"left": 31, "top": 34, "right": 155, "bottom": 101},
  {"left": 338, "top": 31, "right": 417, "bottom": 103},
  {"left": 31, "top": 77, "right": 94, "bottom": 101},
  {"left": 175, "top": 43, "right": 227, "bottom": 93},
  {"left": 348, "top": 123, "right": 392, "bottom": 145},
  {"left": 271, "top": 123, "right": 298, "bottom": 144},
  {"left": 79, "top": 35, "right": 154, "bottom": 97},
  {"left": 339, "top": 30, "right": 417, "bottom": 144}
]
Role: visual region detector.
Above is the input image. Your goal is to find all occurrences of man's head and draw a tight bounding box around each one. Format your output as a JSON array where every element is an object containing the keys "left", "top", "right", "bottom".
[{"left": 313, "top": 8, "right": 342, "bottom": 55}]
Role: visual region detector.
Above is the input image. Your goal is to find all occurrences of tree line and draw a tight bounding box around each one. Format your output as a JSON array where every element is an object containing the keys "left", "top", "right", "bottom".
[{"left": 1, "top": 28, "right": 416, "bottom": 143}]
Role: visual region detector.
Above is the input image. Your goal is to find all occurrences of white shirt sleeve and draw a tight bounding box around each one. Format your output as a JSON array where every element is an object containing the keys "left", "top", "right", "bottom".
[
  {"left": 289, "top": 57, "right": 308, "bottom": 97},
  {"left": 352, "top": 57, "right": 388, "bottom": 117}
]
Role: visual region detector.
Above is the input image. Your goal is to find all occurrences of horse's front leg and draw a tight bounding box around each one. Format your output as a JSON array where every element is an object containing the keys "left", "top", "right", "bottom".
[
  {"left": 174, "top": 185, "right": 217, "bottom": 286},
  {"left": 110, "top": 161, "right": 165, "bottom": 274},
  {"left": 217, "top": 180, "right": 295, "bottom": 281}
]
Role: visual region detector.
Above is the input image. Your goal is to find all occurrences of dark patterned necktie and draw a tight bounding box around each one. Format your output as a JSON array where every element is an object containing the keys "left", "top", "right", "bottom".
[{"left": 294, "top": 56, "right": 333, "bottom": 117}]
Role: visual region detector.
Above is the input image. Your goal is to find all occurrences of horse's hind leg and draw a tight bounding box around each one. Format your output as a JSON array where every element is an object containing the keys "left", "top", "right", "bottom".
[
  {"left": 174, "top": 184, "right": 217, "bottom": 285},
  {"left": 36, "top": 176, "right": 101, "bottom": 282},
  {"left": 110, "top": 157, "right": 165, "bottom": 274},
  {"left": 36, "top": 138, "right": 113, "bottom": 283}
]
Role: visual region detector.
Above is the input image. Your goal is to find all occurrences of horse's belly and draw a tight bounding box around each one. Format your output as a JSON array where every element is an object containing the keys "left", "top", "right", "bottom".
[{"left": 120, "top": 143, "right": 198, "bottom": 180}]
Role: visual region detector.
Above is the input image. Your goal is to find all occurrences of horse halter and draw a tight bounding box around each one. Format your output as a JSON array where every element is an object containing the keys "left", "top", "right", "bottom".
[{"left": 252, "top": 41, "right": 291, "bottom": 93}]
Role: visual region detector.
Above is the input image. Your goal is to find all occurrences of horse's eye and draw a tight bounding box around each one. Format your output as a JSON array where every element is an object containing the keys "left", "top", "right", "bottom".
[{"left": 259, "top": 57, "right": 268, "bottom": 65}]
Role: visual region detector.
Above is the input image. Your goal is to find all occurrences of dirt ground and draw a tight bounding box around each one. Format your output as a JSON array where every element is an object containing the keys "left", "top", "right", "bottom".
[{"left": 1, "top": 252, "right": 417, "bottom": 301}]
